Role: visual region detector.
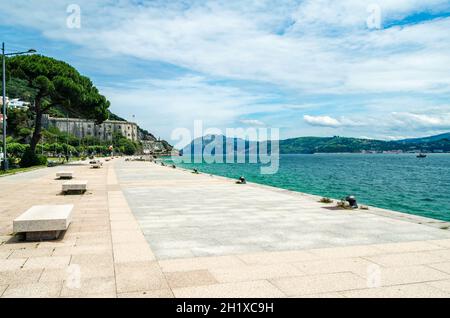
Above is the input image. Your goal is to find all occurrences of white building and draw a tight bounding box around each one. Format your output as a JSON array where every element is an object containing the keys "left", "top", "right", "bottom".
[
  {"left": 9, "top": 98, "right": 30, "bottom": 110},
  {"left": 0, "top": 97, "right": 30, "bottom": 110}
]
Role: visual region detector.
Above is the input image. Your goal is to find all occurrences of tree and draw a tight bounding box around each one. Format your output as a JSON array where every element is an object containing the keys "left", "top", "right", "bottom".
[
  {"left": 7, "top": 142, "right": 28, "bottom": 161},
  {"left": 6, "top": 55, "right": 110, "bottom": 166},
  {"left": 119, "top": 138, "right": 137, "bottom": 155},
  {"left": 6, "top": 108, "right": 32, "bottom": 141},
  {"left": 6, "top": 78, "right": 38, "bottom": 102},
  {"left": 112, "top": 131, "right": 138, "bottom": 155}
]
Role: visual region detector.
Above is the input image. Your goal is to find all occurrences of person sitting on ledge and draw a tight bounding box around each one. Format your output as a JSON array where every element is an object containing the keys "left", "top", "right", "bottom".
[
  {"left": 236, "top": 176, "right": 247, "bottom": 184},
  {"left": 161, "top": 162, "right": 166, "bottom": 166},
  {"left": 192, "top": 169, "right": 199, "bottom": 174},
  {"left": 345, "top": 195, "right": 358, "bottom": 209},
  {"left": 172, "top": 164, "right": 176, "bottom": 169}
]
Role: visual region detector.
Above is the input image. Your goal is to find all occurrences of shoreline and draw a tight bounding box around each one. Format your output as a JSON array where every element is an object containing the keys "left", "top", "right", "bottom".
[{"left": 160, "top": 162, "right": 450, "bottom": 231}]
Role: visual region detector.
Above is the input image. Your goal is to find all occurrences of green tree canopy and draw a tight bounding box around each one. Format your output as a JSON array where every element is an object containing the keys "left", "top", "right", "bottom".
[{"left": 6, "top": 55, "right": 110, "bottom": 166}]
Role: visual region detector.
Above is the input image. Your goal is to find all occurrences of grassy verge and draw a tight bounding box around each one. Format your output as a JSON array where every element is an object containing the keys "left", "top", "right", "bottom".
[
  {"left": 0, "top": 156, "right": 92, "bottom": 177},
  {"left": 0, "top": 165, "right": 46, "bottom": 177}
]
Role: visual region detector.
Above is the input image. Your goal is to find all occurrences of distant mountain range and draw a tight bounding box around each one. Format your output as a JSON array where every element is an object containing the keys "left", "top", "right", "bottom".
[
  {"left": 397, "top": 132, "right": 450, "bottom": 144},
  {"left": 182, "top": 132, "right": 450, "bottom": 155}
]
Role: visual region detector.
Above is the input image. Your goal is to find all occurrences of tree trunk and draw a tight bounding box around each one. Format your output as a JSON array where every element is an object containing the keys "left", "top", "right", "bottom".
[{"left": 30, "top": 110, "right": 43, "bottom": 154}]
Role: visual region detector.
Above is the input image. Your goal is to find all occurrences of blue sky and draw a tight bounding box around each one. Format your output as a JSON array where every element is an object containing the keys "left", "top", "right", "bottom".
[{"left": 1, "top": 0, "right": 450, "bottom": 143}]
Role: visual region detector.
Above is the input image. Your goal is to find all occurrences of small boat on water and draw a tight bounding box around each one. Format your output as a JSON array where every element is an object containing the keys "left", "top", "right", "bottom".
[{"left": 417, "top": 153, "right": 427, "bottom": 158}]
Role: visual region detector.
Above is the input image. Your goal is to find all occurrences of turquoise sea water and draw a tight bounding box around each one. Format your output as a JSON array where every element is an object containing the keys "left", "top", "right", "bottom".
[{"left": 164, "top": 154, "right": 450, "bottom": 222}]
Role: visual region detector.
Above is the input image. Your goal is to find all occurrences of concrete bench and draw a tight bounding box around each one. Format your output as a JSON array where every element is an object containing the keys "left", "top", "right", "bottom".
[
  {"left": 62, "top": 180, "right": 88, "bottom": 194},
  {"left": 56, "top": 171, "right": 74, "bottom": 179},
  {"left": 13, "top": 205, "right": 74, "bottom": 241}
]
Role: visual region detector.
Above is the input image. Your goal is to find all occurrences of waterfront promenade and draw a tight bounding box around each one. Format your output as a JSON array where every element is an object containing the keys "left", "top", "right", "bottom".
[{"left": 1, "top": 159, "right": 450, "bottom": 297}]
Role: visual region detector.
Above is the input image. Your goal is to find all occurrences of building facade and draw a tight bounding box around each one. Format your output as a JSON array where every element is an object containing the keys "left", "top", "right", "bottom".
[
  {"left": 42, "top": 114, "right": 139, "bottom": 142},
  {"left": 0, "top": 97, "right": 30, "bottom": 110}
]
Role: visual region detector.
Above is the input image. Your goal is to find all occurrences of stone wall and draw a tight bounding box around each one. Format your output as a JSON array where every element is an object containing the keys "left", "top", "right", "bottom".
[{"left": 42, "top": 114, "right": 138, "bottom": 142}]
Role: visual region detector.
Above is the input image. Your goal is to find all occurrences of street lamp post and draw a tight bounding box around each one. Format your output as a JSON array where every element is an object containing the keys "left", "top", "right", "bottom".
[
  {"left": 1, "top": 43, "right": 36, "bottom": 171},
  {"left": 2, "top": 43, "right": 6, "bottom": 170}
]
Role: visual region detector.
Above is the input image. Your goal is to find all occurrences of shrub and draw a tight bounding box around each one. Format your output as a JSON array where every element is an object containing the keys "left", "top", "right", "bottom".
[
  {"left": 61, "top": 144, "right": 77, "bottom": 156},
  {"left": 118, "top": 139, "right": 137, "bottom": 155},
  {"left": 1, "top": 158, "right": 15, "bottom": 170},
  {"left": 18, "top": 127, "right": 32, "bottom": 139},
  {"left": 7, "top": 142, "right": 28, "bottom": 160},
  {"left": 47, "top": 142, "right": 64, "bottom": 155},
  {"left": 20, "top": 148, "right": 39, "bottom": 167},
  {"left": 36, "top": 154, "right": 48, "bottom": 166},
  {"left": 20, "top": 149, "right": 47, "bottom": 167}
]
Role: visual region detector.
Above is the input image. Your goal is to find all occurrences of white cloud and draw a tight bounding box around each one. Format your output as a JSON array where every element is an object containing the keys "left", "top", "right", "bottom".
[
  {"left": 101, "top": 75, "right": 282, "bottom": 140},
  {"left": 391, "top": 112, "right": 450, "bottom": 129},
  {"left": 290, "top": 0, "right": 449, "bottom": 31},
  {"left": 303, "top": 115, "right": 342, "bottom": 127},
  {"left": 303, "top": 114, "right": 367, "bottom": 128},
  {"left": 2, "top": 0, "right": 450, "bottom": 94},
  {"left": 2, "top": 0, "right": 450, "bottom": 140},
  {"left": 239, "top": 119, "right": 266, "bottom": 126}
]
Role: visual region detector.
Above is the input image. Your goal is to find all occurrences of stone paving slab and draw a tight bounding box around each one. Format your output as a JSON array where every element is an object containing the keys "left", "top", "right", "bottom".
[
  {"left": 427, "top": 279, "right": 450, "bottom": 293},
  {"left": 172, "top": 280, "right": 286, "bottom": 298},
  {"left": 2, "top": 281, "right": 63, "bottom": 298},
  {"left": 166, "top": 269, "right": 218, "bottom": 289},
  {"left": 1, "top": 159, "right": 450, "bottom": 297},
  {"left": 116, "top": 161, "right": 450, "bottom": 261},
  {"left": 271, "top": 272, "right": 368, "bottom": 296},
  {"left": 429, "top": 262, "right": 450, "bottom": 274},
  {"left": 340, "top": 283, "right": 450, "bottom": 298}
]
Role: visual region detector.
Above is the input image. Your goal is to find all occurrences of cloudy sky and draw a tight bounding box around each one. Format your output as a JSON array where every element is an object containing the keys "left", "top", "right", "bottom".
[{"left": 1, "top": 0, "right": 450, "bottom": 143}]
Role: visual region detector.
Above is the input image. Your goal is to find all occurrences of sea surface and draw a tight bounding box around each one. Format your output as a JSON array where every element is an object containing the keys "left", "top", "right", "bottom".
[{"left": 164, "top": 154, "right": 450, "bottom": 222}]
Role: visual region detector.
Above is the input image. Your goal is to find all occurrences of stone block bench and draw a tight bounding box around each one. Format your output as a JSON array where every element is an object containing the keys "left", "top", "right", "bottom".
[
  {"left": 13, "top": 205, "right": 74, "bottom": 241},
  {"left": 56, "top": 171, "right": 74, "bottom": 179},
  {"left": 91, "top": 162, "right": 102, "bottom": 169},
  {"left": 62, "top": 180, "right": 88, "bottom": 194}
]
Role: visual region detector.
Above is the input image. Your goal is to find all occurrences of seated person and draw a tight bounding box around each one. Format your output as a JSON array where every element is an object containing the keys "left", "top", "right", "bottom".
[{"left": 236, "top": 176, "right": 246, "bottom": 184}]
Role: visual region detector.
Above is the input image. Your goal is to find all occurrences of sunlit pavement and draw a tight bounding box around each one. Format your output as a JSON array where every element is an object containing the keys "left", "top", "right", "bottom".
[{"left": 1, "top": 159, "right": 450, "bottom": 297}]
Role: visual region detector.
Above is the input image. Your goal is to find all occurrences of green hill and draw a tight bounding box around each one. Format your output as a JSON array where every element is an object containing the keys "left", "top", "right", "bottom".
[
  {"left": 184, "top": 134, "right": 450, "bottom": 155},
  {"left": 280, "top": 135, "right": 450, "bottom": 154},
  {"left": 398, "top": 132, "right": 450, "bottom": 144},
  {"left": 279, "top": 136, "right": 402, "bottom": 154}
]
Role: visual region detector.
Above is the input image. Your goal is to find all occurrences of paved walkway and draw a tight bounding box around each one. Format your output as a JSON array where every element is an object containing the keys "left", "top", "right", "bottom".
[{"left": 1, "top": 159, "right": 450, "bottom": 297}]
